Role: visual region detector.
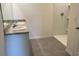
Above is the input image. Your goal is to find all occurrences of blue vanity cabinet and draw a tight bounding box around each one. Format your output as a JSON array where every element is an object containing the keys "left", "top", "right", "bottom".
[{"left": 5, "top": 32, "right": 32, "bottom": 56}]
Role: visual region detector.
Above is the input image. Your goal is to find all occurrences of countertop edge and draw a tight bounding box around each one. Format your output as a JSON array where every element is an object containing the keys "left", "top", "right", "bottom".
[{"left": 5, "top": 31, "right": 29, "bottom": 35}]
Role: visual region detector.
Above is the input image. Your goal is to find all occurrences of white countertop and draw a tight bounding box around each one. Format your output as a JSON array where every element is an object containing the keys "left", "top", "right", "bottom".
[
  {"left": 5, "top": 21, "right": 29, "bottom": 34},
  {"left": 6, "top": 27, "right": 29, "bottom": 34}
]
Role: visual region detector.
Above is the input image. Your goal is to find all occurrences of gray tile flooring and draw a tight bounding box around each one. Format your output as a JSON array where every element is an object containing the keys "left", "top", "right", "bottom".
[{"left": 30, "top": 37, "right": 70, "bottom": 56}]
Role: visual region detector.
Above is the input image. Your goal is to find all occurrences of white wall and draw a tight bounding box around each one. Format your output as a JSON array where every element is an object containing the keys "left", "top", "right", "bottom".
[
  {"left": 53, "top": 3, "right": 70, "bottom": 35},
  {"left": 12, "top": 3, "right": 54, "bottom": 39},
  {"left": 12, "top": 4, "right": 26, "bottom": 20}
]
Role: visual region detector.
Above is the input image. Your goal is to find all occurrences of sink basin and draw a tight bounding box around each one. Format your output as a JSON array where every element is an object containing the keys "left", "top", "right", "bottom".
[
  {"left": 12, "top": 22, "right": 27, "bottom": 31},
  {"left": 12, "top": 25, "right": 27, "bottom": 31},
  {"left": 5, "top": 20, "right": 29, "bottom": 34}
]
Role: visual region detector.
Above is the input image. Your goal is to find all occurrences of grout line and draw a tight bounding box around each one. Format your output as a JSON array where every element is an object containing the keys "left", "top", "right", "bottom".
[{"left": 36, "top": 39, "right": 47, "bottom": 56}]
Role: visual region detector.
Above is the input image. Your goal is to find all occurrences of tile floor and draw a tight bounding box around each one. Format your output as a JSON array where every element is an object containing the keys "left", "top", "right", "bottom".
[{"left": 30, "top": 37, "right": 70, "bottom": 56}]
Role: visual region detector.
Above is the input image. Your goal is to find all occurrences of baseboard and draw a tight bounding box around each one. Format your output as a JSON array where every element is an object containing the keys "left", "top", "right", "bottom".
[{"left": 30, "top": 35, "right": 53, "bottom": 39}]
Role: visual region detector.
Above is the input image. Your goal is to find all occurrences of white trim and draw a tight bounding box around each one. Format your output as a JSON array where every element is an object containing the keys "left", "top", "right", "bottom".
[{"left": 30, "top": 35, "right": 53, "bottom": 39}]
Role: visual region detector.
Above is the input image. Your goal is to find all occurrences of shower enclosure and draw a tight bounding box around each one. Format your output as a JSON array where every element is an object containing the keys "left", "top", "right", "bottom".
[{"left": 53, "top": 3, "right": 71, "bottom": 46}]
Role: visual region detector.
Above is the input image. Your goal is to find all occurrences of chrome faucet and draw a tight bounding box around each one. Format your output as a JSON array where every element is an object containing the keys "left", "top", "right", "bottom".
[{"left": 12, "top": 21, "right": 18, "bottom": 28}]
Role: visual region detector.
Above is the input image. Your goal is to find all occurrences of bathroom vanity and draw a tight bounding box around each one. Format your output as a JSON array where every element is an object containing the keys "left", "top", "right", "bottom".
[
  {"left": 0, "top": 3, "right": 32, "bottom": 56},
  {"left": 4, "top": 20, "right": 32, "bottom": 56},
  {"left": 5, "top": 32, "right": 32, "bottom": 56}
]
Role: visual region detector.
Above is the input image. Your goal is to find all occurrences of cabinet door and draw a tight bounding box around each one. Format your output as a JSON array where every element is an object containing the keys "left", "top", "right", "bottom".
[{"left": 5, "top": 33, "right": 32, "bottom": 56}]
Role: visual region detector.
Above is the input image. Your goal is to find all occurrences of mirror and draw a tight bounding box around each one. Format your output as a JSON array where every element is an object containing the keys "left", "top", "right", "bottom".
[
  {"left": 1, "top": 3, "right": 14, "bottom": 34},
  {"left": 1, "top": 3, "right": 13, "bottom": 20}
]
